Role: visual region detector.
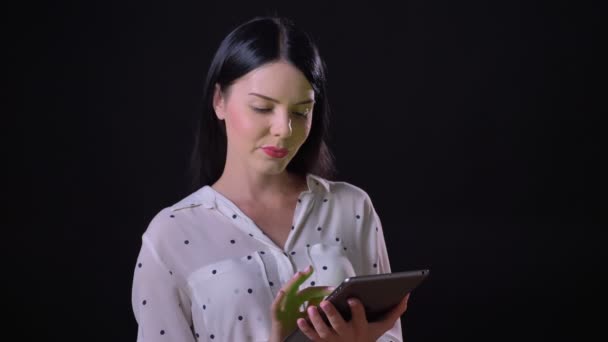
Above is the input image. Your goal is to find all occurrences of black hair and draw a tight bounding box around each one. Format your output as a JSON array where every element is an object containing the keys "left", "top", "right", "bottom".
[{"left": 189, "top": 16, "right": 336, "bottom": 190}]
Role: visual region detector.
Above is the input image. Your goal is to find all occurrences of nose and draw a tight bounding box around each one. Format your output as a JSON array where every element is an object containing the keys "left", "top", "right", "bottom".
[{"left": 270, "top": 111, "right": 292, "bottom": 138}]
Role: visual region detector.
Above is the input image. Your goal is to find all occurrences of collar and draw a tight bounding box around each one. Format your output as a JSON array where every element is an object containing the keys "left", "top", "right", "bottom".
[
  {"left": 305, "top": 173, "right": 331, "bottom": 193},
  {"left": 170, "top": 173, "right": 331, "bottom": 212}
]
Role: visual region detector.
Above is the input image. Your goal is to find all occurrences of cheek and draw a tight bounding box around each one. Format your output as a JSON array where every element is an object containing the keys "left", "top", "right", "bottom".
[
  {"left": 292, "top": 120, "right": 311, "bottom": 142},
  {"left": 226, "top": 106, "right": 260, "bottom": 136},
  {"left": 302, "top": 116, "right": 313, "bottom": 136}
]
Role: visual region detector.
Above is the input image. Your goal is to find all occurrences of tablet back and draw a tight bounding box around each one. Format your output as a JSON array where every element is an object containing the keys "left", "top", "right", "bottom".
[
  {"left": 283, "top": 269, "right": 430, "bottom": 342},
  {"left": 328, "top": 269, "right": 430, "bottom": 322}
]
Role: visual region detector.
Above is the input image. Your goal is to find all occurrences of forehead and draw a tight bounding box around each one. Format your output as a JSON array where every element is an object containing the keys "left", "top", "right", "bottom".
[{"left": 230, "top": 61, "right": 314, "bottom": 102}]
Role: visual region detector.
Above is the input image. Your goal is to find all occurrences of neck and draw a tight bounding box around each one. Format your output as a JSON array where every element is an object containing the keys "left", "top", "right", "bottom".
[{"left": 211, "top": 167, "right": 307, "bottom": 207}]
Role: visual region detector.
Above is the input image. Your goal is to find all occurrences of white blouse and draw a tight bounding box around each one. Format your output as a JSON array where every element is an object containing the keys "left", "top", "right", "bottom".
[{"left": 131, "top": 173, "right": 403, "bottom": 341}]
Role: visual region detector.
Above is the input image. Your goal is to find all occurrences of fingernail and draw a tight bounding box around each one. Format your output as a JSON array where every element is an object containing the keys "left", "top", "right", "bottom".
[
  {"left": 348, "top": 299, "right": 356, "bottom": 306},
  {"left": 305, "top": 265, "right": 312, "bottom": 272}
]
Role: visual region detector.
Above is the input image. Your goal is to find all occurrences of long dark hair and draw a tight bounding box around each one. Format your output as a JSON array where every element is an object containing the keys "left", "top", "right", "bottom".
[{"left": 189, "top": 16, "right": 336, "bottom": 190}]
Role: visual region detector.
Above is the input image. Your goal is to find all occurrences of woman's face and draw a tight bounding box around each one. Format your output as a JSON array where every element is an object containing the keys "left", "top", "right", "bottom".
[{"left": 214, "top": 60, "right": 315, "bottom": 176}]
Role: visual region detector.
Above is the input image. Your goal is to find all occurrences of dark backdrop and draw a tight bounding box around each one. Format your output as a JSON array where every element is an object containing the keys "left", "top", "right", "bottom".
[{"left": 9, "top": 1, "right": 604, "bottom": 341}]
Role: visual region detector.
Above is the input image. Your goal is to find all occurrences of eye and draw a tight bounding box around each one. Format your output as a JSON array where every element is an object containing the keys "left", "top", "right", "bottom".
[
  {"left": 252, "top": 107, "right": 272, "bottom": 113},
  {"left": 293, "top": 109, "right": 311, "bottom": 118}
]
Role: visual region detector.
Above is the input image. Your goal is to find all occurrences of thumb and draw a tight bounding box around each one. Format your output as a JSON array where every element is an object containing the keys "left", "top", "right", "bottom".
[{"left": 379, "top": 293, "right": 410, "bottom": 325}]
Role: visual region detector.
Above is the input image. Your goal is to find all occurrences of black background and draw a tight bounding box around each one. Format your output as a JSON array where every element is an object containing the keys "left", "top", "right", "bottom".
[{"left": 9, "top": 0, "right": 604, "bottom": 341}]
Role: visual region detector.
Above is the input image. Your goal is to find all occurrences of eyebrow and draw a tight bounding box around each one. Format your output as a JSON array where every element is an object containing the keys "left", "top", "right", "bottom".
[{"left": 248, "top": 93, "right": 315, "bottom": 105}]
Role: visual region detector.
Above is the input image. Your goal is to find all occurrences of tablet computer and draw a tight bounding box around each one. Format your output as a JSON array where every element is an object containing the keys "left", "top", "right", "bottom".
[{"left": 283, "top": 269, "right": 430, "bottom": 341}]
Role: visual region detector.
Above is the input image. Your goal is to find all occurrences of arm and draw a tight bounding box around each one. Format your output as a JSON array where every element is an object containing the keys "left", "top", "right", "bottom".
[
  {"left": 131, "top": 236, "right": 197, "bottom": 342},
  {"left": 361, "top": 195, "right": 404, "bottom": 342}
]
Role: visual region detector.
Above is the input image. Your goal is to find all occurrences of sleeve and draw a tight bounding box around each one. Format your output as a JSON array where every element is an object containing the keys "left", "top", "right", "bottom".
[
  {"left": 131, "top": 235, "right": 197, "bottom": 342},
  {"left": 361, "top": 194, "right": 404, "bottom": 342}
]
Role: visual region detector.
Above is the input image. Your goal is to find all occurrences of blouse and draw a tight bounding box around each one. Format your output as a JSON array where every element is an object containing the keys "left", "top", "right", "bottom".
[{"left": 132, "top": 173, "right": 402, "bottom": 341}]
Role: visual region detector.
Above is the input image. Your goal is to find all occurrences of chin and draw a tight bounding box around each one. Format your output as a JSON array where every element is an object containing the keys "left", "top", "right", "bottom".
[{"left": 254, "top": 160, "right": 290, "bottom": 176}]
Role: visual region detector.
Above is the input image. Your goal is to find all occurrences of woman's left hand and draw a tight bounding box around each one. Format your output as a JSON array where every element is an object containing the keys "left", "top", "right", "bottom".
[{"left": 296, "top": 293, "right": 410, "bottom": 342}]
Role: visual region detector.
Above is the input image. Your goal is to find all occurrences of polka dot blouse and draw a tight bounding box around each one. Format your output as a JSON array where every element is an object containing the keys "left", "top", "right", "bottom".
[{"left": 131, "top": 174, "right": 402, "bottom": 341}]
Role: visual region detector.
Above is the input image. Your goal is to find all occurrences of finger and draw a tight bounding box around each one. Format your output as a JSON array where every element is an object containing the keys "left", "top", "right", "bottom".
[
  {"left": 289, "top": 267, "right": 315, "bottom": 294},
  {"left": 288, "top": 266, "right": 314, "bottom": 292},
  {"left": 307, "top": 297, "right": 323, "bottom": 309},
  {"left": 295, "top": 285, "right": 334, "bottom": 309},
  {"left": 297, "top": 285, "right": 334, "bottom": 299},
  {"left": 306, "top": 305, "right": 336, "bottom": 339},
  {"left": 314, "top": 285, "right": 336, "bottom": 306},
  {"left": 286, "top": 284, "right": 334, "bottom": 314},
  {"left": 372, "top": 294, "right": 410, "bottom": 332},
  {"left": 282, "top": 266, "right": 313, "bottom": 294},
  {"left": 388, "top": 293, "right": 410, "bottom": 319},
  {"left": 296, "top": 317, "right": 321, "bottom": 341},
  {"left": 348, "top": 297, "right": 369, "bottom": 328},
  {"left": 279, "top": 266, "right": 314, "bottom": 311},
  {"left": 271, "top": 290, "right": 287, "bottom": 320},
  {"left": 319, "top": 300, "right": 348, "bottom": 334}
]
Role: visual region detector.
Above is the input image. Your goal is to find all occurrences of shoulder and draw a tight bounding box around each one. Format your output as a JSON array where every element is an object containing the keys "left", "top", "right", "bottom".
[
  {"left": 308, "top": 173, "right": 373, "bottom": 204},
  {"left": 309, "top": 174, "right": 381, "bottom": 232},
  {"left": 141, "top": 187, "right": 212, "bottom": 243}
]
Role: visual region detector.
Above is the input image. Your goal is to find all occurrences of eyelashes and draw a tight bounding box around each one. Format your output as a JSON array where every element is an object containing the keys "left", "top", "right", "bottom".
[
  {"left": 251, "top": 107, "right": 309, "bottom": 118},
  {"left": 252, "top": 107, "right": 272, "bottom": 113}
]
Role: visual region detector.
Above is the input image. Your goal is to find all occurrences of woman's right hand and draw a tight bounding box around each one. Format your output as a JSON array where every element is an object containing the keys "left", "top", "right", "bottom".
[{"left": 269, "top": 265, "right": 335, "bottom": 342}]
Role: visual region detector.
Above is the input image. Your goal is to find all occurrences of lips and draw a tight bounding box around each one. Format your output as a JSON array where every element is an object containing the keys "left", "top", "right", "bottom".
[
  {"left": 262, "top": 146, "right": 288, "bottom": 153},
  {"left": 261, "top": 146, "right": 289, "bottom": 158}
]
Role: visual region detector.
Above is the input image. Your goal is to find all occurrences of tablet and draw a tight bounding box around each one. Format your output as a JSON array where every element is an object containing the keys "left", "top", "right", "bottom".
[{"left": 283, "top": 269, "right": 430, "bottom": 341}]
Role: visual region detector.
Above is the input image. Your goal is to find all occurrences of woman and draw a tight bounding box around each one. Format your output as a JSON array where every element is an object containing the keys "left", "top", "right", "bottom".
[{"left": 131, "top": 16, "right": 409, "bottom": 342}]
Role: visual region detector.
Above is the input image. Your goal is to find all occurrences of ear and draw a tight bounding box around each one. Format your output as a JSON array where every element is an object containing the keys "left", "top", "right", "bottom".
[{"left": 213, "top": 83, "right": 226, "bottom": 120}]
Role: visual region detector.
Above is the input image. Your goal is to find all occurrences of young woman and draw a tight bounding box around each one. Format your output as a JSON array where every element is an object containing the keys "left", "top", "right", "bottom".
[{"left": 132, "top": 16, "right": 408, "bottom": 342}]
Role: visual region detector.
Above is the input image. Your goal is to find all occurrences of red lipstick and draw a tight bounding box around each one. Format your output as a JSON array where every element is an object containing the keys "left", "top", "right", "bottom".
[{"left": 261, "top": 146, "right": 289, "bottom": 158}]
